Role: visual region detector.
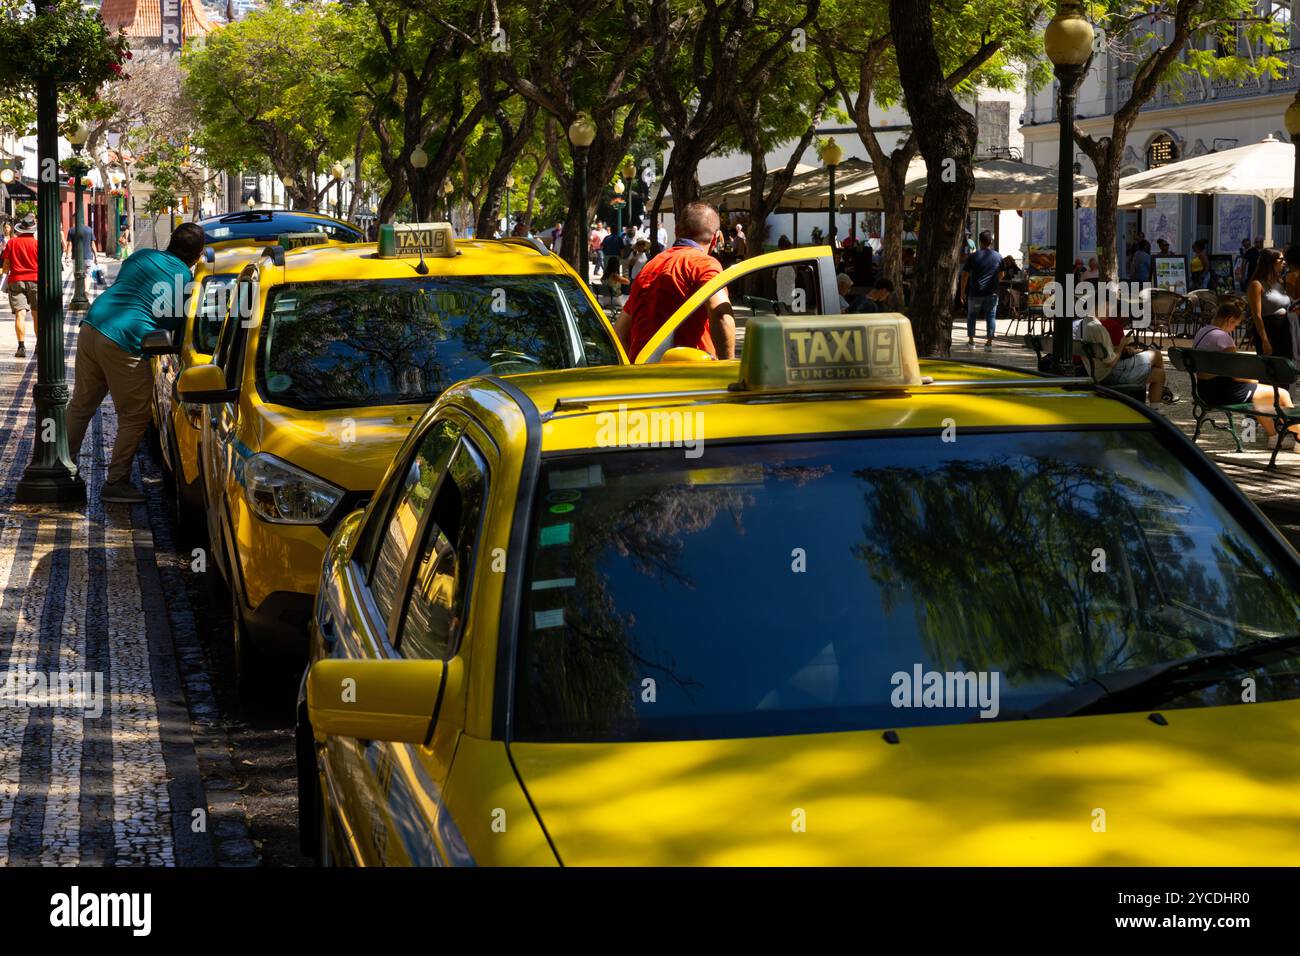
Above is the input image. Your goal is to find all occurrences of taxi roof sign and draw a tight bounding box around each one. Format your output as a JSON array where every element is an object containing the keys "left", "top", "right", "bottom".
[
  {"left": 278, "top": 231, "right": 330, "bottom": 250},
  {"left": 736, "top": 314, "right": 922, "bottom": 392},
  {"left": 378, "top": 222, "right": 457, "bottom": 258}
]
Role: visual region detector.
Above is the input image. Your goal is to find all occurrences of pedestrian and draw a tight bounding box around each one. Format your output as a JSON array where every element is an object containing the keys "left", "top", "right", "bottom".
[
  {"left": 599, "top": 226, "right": 624, "bottom": 282},
  {"left": 1156, "top": 237, "right": 1172, "bottom": 257},
  {"left": 1246, "top": 246, "right": 1290, "bottom": 358},
  {"left": 614, "top": 201, "right": 735, "bottom": 360},
  {"left": 1190, "top": 238, "right": 1209, "bottom": 290},
  {"left": 0, "top": 220, "right": 12, "bottom": 261},
  {"left": 1130, "top": 239, "right": 1153, "bottom": 283},
  {"left": 64, "top": 217, "right": 102, "bottom": 288},
  {"left": 959, "top": 230, "right": 1002, "bottom": 351},
  {"left": 628, "top": 238, "right": 650, "bottom": 282},
  {"left": 1242, "top": 236, "right": 1263, "bottom": 290},
  {"left": 1, "top": 213, "right": 39, "bottom": 359},
  {"left": 65, "top": 222, "right": 206, "bottom": 503},
  {"left": 118, "top": 222, "right": 133, "bottom": 259}
]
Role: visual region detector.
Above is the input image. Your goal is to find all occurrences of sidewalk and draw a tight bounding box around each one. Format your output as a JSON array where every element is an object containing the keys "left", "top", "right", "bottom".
[
  {"left": 947, "top": 321, "right": 1300, "bottom": 532},
  {"left": 0, "top": 263, "right": 257, "bottom": 865}
]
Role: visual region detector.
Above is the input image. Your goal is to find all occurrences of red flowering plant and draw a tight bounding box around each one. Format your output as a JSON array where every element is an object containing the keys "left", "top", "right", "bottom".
[{"left": 0, "top": 0, "right": 130, "bottom": 96}]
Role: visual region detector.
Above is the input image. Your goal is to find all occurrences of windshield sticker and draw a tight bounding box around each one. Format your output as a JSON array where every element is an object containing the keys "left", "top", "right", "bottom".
[
  {"left": 533, "top": 609, "right": 565, "bottom": 630},
  {"left": 539, "top": 523, "right": 572, "bottom": 547},
  {"left": 546, "top": 489, "right": 582, "bottom": 503},
  {"left": 549, "top": 465, "right": 603, "bottom": 491},
  {"left": 531, "top": 578, "right": 577, "bottom": 591},
  {"left": 268, "top": 374, "right": 292, "bottom": 393},
  {"left": 549, "top": 503, "right": 575, "bottom": 514}
]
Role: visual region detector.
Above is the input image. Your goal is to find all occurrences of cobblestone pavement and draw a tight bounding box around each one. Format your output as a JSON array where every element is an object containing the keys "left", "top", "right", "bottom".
[{"left": 0, "top": 265, "right": 300, "bottom": 866}]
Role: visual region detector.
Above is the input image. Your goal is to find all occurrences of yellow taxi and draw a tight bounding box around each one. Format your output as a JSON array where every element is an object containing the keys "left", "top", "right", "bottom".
[
  {"left": 297, "top": 312, "right": 1300, "bottom": 865},
  {"left": 176, "top": 224, "right": 625, "bottom": 696},
  {"left": 147, "top": 236, "right": 333, "bottom": 533}
]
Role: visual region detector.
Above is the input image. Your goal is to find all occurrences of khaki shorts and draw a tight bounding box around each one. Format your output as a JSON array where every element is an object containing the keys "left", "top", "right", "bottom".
[{"left": 8, "top": 280, "right": 37, "bottom": 312}]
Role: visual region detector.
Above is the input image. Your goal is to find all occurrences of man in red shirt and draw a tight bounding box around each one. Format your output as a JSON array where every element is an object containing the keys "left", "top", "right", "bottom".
[
  {"left": 614, "top": 202, "right": 735, "bottom": 361},
  {"left": 2, "top": 214, "right": 39, "bottom": 358}
]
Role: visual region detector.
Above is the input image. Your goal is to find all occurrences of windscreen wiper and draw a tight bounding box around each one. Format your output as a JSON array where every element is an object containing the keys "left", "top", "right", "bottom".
[{"left": 1005, "top": 634, "right": 1300, "bottom": 720}]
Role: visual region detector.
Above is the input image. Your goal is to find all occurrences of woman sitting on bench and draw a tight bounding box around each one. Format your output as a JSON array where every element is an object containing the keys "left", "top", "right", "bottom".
[{"left": 1193, "top": 301, "right": 1300, "bottom": 450}]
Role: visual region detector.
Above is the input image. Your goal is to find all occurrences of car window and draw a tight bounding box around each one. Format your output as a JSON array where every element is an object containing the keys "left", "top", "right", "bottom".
[
  {"left": 737, "top": 263, "right": 821, "bottom": 319},
  {"left": 256, "top": 276, "right": 602, "bottom": 411},
  {"left": 561, "top": 282, "right": 621, "bottom": 366},
  {"left": 201, "top": 212, "right": 362, "bottom": 244},
  {"left": 515, "top": 429, "right": 1300, "bottom": 742},
  {"left": 397, "top": 439, "right": 488, "bottom": 660},
  {"left": 194, "top": 274, "right": 236, "bottom": 354},
  {"left": 211, "top": 273, "right": 256, "bottom": 383},
  {"left": 368, "top": 418, "right": 461, "bottom": 628}
]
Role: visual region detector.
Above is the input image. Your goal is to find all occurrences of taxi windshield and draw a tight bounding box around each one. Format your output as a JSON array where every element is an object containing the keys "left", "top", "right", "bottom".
[
  {"left": 257, "top": 276, "right": 617, "bottom": 409},
  {"left": 515, "top": 429, "right": 1300, "bottom": 742}
]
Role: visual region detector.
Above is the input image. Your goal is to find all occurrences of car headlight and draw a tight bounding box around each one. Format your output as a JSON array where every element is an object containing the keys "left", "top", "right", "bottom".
[{"left": 243, "top": 453, "right": 344, "bottom": 525}]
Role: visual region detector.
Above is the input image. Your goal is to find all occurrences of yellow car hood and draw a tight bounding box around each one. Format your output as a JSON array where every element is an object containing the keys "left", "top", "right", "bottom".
[
  {"left": 510, "top": 699, "right": 1300, "bottom": 866},
  {"left": 251, "top": 402, "right": 427, "bottom": 492}
]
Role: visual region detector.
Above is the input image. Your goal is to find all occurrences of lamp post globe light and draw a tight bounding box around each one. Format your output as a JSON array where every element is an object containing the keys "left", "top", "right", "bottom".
[
  {"left": 410, "top": 145, "right": 429, "bottom": 221},
  {"left": 568, "top": 113, "right": 597, "bottom": 283},
  {"left": 67, "top": 123, "right": 91, "bottom": 311},
  {"left": 613, "top": 176, "right": 625, "bottom": 235},
  {"left": 1044, "top": 0, "right": 1094, "bottom": 375}
]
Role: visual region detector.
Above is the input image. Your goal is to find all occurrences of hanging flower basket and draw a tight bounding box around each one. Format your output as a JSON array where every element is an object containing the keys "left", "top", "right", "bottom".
[{"left": 0, "top": 1, "right": 130, "bottom": 97}]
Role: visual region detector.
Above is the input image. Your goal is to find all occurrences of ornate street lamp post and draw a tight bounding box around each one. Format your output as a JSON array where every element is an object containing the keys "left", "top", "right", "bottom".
[
  {"left": 16, "top": 78, "right": 82, "bottom": 503},
  {"left": 68, "top": 123, "right": 90, "bottom": 311},
  {"left": 331, "top": 161, "right": 345, "bottom": 219},
  {"left": 622, "top": 160, "right": 636, "bottom": 231},
  {"left": 410, "top": 145, "right": 428, "bottom": 221},
  {"left": 568, "top": 113, "right": 597, "bottom": 283},
  {"left": 504, "top": 174, "right": 514, "bottom": 234},
  {"left": 442, "top": 179, "right": 454, "bottom": 225},
  {"left": 613, "top": 177, "right": 625, "bottom": 234},
  {"left": 1285, "top": 92, "right": 1300, "bottom": 247},
  {"left": 822, "top": 136, "right": 844, "bottom": 251},
  {"left": 1045, "top": 1, "right": 1094, "bottom": 374}
]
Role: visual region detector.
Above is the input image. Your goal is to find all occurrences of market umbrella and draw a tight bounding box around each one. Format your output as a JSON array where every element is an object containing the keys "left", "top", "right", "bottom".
[
  {"left": 1076, "top": 134, "right": 1293, "bottom": 239},
  {"left": 660, "top": 163, "right": 821, "bottom": 212},
  {"left": 826, "top": 156, "right": 1153, "bottom": 211}
]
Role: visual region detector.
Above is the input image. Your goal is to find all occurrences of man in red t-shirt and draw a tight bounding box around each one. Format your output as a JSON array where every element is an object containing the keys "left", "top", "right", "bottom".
[
  {"left": 1, "top": 214, "right": 40, "bottom": 359},
  {"left": 614, "top": 202, "right": 735, "bottom": 361}
]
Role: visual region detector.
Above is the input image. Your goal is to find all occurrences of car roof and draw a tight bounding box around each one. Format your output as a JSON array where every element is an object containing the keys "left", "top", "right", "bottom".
[
  {"left": 453, "top": 358, "right": 1151, "bottom": 454},
  {"left": 255, "top": 238, "right": 577, "bottom": 284},
  {"left": 198, "top": 209, "right": 364, "bottom": 246}
]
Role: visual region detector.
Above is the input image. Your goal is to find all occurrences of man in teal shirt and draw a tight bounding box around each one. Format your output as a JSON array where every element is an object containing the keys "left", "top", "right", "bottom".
[{"left": 66, "top": 222, "right": 206, "bottom": 503}]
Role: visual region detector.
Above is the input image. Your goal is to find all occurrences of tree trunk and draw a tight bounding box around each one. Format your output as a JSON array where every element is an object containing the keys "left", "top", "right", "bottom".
[{"left": 890, "top": 0, "right": 978, "bottom": 357}]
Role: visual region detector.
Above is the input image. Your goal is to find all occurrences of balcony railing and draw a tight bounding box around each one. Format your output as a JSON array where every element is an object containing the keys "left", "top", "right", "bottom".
[{"left": 1114, "top": 47, "right": 1300, "bottom": 112}]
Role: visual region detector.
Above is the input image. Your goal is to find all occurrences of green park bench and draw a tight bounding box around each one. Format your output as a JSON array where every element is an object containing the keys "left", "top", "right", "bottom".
[
  {"left": 1022, "top": 334, "right": 1149, "bottom": 403},
  {"left": 1167, "top": 347, "right": 1299, "bottom": 469}
]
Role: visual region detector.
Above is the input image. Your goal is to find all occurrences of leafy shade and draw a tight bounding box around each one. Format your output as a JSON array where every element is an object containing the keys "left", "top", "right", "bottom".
[{"left": 0, "top": 0, "right": 130, "bottom": 98}]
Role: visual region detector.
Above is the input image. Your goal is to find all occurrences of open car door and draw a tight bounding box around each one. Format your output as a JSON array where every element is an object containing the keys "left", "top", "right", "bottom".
[{"left": 633, "top": 246, "right": 841, "bottom": 364}]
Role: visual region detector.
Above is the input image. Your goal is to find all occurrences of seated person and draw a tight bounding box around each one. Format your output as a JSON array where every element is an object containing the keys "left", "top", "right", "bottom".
[
  {"left": 858, "top": 278, "right": 896, "bottom": 313},
  {"left": 837, "top": 273, "right": 869, "bottom": 312},
  {"left": 1073, "top": 312, "right": 1169, "bottom": 405},
  {"left": 1192, "top": 301, "right": 1300, "bottom": 449}
]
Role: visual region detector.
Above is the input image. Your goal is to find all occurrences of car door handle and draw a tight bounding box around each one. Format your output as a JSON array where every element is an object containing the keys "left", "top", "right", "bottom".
[{"left": 319, "top": 612, "right": 337, "bottom": 647}]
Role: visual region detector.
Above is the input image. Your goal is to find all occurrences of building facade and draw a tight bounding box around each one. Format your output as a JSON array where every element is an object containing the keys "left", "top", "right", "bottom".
[{"left": 1021, "top": 2, "right": 1298, "bottom": 276}]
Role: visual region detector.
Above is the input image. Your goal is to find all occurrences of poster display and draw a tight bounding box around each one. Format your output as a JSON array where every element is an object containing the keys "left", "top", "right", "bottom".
[
  {"left": 1144, "top": 194, "right": 1180, "bottom": 252},
  {"left": 1154, "top": 255, "right": 1188, "bottom": 294},
  {"left": 1208, "top": 253, "right": 1236, "bottom": 294},
  {"left": 1077, "top": 207, "right": 1096, "bottom": 254},
  {"left": 1216, "top": 194, "right": 1255, "bottom": 254}
]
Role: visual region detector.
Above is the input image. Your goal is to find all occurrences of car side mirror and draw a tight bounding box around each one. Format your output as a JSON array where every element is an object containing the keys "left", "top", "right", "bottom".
[
  {"left": 661, "top": 347, "right": 714, "bottom": 363},
  {"left": 141, "top": 329, "right": 179, "bottom": 356},
  {"left": 307, "top": 658, "right": 460, "bottom": 744},
  {"left": 177, "top": 363, "right": 238, "bottom": 404}
]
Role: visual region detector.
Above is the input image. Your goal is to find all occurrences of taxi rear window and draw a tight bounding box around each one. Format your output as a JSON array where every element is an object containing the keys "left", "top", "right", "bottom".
[
  {"left": 256, "top": 276, "right": 617, "bottom": 410},
  {"left": 201, "top": 213, "right": 362, "bottom": 244},
  {"left": 514, "top": 429, "right": 1300, "bottom": 742}
]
